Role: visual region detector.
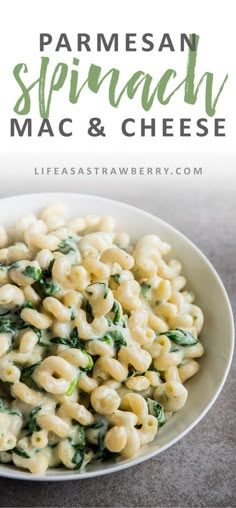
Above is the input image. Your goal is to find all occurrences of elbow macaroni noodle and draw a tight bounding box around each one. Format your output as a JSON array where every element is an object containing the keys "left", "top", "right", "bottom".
[{"left": 0, "top": 204, "right": 204, "bottom": 475}]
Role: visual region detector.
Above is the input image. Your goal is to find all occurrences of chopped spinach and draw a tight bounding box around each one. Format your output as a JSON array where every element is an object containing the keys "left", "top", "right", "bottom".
[
  {"left": 147, "top": 362, "right": 161, "bottom": 374},
  {"left": 21, "top": 301, "right": 36, "bottom": 311},
  {"left": 72, "top": 447, "right": 85, "bottom": 470},
  {"left": 92, "top": 448, "right": 116, "bottom": 462},
  {"left": 170, "top": 347, "right": 180, "bottom": 353},
  {"left": 110, "top": 300, "right": 125, "bottom": 326},
  {"left": 24, "top": 406, "right": 41, "bottom": 434},
  {"left": 70, "top": 308, "right": 76, "bottom": 321},
  {"left": 84, "top": 300, "right": 93, "bottom": 320},
  {"left": 81, "top": 353, "right": 93, "bottom": 372},
  {"left": 146, "top": 399, "right": 166, "bottom": 427},
  {"left": 160, "top": 328, "right": 198, "bottom": 347},
  {"left": 51, "top": 328, "right": 86, "bottom": 351},
  {"left": 69, "top": 426, "right": 86, "bottom": 470},
  {"left": 0, "top": 317, "right": 16, "bottom": 336},
  {"left": 29, "top": 326, "right": 45, "bottom": 346},
  {"left": 153, "top": 401, "right": 166, "bottom": 427},
  {"left": 50, "top": 336, "right": 73, "bottom": 346},
  {"left": 88, "top": 420, "right": 115, "bottom": 462},
  {"left": 40, "top": 280, "right": 61, "bottom": 296},
  {"left": 98, "top": 330, "right": 127, "bottom": 353},
  {"left": 77, "top": 426, "right": 86, "bottom": 448},
  {"left": 96, "top": 335, "right": 113, "bottom": 346},
  {"left": 86, "top": 282, "right": 109, "bottom": 299},
  {"left": 88, "top": 419, "right": 108, "bottom": 451},
  {"left": 68, "top": 426, "right": 86, "bottom": 448},
  {"left": 42, "top": 259, "right": 55, "bottom": 279},
  {"left": 8, "top": 262, "right": 21, "bottom": 271},
  {"left": 51, "top": 328, "right": 93, "bottom": 372},
  {"left": 13, "top": 447, "right": 30, "bottom": 459},
  {"left": 127, "top": 367, "right": 145, "bottom": 378},
  {"left": 20, "top": 362, "right": 41, "bottom": 383},
  {"left": 140, "top": 282, "right": 152, "bottom": 299},
  {"left": 23, "top": 266, "right": 42, "bottom": 281},
  {"left": 66, "top": 376, "right": 80, "bottom": 396},
  {"left": 24, "top": 259, "right": 61, "bottom": 296},
  {"left": 58, "top": 237, "right": 77, "bottom": 254},
  {"left": 0, "top": 397, "right": 21, "bottom": 417},
  {"left": 105, "top": 316, "right": 113, "bottom": 327},
  {"left": 110, "top": 274, "right": 121, "bottom": 284}
]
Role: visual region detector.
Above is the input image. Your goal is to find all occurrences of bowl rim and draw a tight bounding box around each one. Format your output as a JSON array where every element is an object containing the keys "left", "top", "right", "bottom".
[{"left": 0, "top": 191, "right": 234, "bottom": 481}]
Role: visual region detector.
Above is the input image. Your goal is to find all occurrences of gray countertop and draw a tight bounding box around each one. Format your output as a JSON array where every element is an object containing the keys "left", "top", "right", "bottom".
[{"left": 0, "top": 179, "right": 235, "bottom": 508}]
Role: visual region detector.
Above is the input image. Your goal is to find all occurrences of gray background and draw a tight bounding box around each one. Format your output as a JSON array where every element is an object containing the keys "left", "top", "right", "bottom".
[{"left": 0, "top": 155, "right": 235, "bottom": 507}]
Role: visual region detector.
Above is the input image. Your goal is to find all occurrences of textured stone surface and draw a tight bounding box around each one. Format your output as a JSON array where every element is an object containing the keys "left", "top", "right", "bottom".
[{"left": 0, "top": 184, "right": 235, "bottom": 508}]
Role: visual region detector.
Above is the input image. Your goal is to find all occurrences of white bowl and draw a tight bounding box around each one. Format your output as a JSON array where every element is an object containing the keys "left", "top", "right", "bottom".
[{"left": 0, "top": 193, "right": 234, "bottom": 481}]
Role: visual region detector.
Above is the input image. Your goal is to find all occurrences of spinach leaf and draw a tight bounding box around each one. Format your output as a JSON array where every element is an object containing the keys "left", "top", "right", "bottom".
[
  {"left": 30, "top": 326, "right": 42, "bottom": 341},
  {"left": 72, "top": 447, "right": 85, "bottom": 470},
  {"left": 58, "top": 237, "right": 77, "bottom": 254},
  {"left": 89, "top": 419, "right": 108, "bottom": 451},
  {"left": 29, "top": 326, "right": 48, "bottom": 347},
  {"left": 110, "top": 274, "right": 121, "bottom": 284},
  {"left": 40, "top": 280, "right": 61, "bottom": 296},
  {"left": 0, "top": 305, "right": 41, "bottom": 338},
  {"left": 152, "top": 401, "right": 166, "bottom": 427},
  {"left": 84, "top": 300, "right": 94, "bottom": 320},
  {"left": 0, "top": 317, "right": 16, "bottom": 336},
  {"left": 20, "top": 362, "right": 41, "bottom": 383},
  {"left": 50, "top": 336, "right": 73, "bottom": 346},
  {"left": 13, "top": 447, "right": 30, "bottom": 459},
  {"left": 51, "top": 328, "right": 87, "bottom": 351},
  {"left": 24, "top": 406, "right": 41, "bottom": 434},
  {"left": 66, "top": 376, "right": 80, "bottom": 396},
  {"left": 96, "top": 335, "right": 113, "bottom": 346},
  {"left": 148, "top": 362, "right": 161, "bottom": 374},
  {"left": 81, "top": 353, "right": 93, "bottom": 372},
  {"left": 160, "top": 328, "right": 198, "bottom": 347},
  {"left": 8, "top": 262, "right": 21, "bottom": 271},
  {"left": 70, "top": 308, "right": 76, "bottom": 321},
  {"left": 77, "top": 426, "right": 86, "bottom": 448},
  {"left": 108, "top": 330, "right": 127, "bottom": 352},
  {"left": 28, "top": 258, "right": 60, "bottom": 296},
  {"left": 170, "top": 347, "right": 180, "bottom": 353},
  {"left": 140, "top": 282, "right": 152, "bottom": 299},
  {"left": 42, "top": 259, "right": 55, "bottom": 279},
  {"left": 23, "top": 266, "right": 42, "bottom": 281},
  {"left": 88, "top": 420, "right": 116, "bottom": 462},
  {"left": 86, "top": 282, "right": 109, "bottom": 299},
  {"left": 105, "top": 316, "right": 113, "bottom": 327},
  {"left": 98, "top": 330, "right": 127, "bottom": 353},
  {"left": 127, "top": 367, "right": 145, "bottom": 378},
  {"left": 69, "top": 426, "right": 86, "bottom": 470},
  {"left": 0, "top": 397, "right": 21, "bottom": 417},
  {"left": 6, "top": 343, "right": 18, "bottom": 354},
  {"left": 146, "top": 399, "right": 166, "bottom": 427},
  {"left": 92, "top": 448, "right": 116, "bottom": 462},
  {"left": 21, "top": 301, "right": 36, "bottom": 310},
  {"left": 68, "top": 426, "right": 86, "bottom": 448},
  {"left": 127, "top": 367, "right": 136, "bottom": 378},
  {"left": 110, "top": 300, "right": 125, "bottom": 326}
]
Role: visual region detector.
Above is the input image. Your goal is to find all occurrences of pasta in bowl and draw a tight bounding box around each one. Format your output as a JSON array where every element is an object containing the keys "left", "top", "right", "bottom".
[{"left": 0, "top": 194, "right": 234, "bottom": 480}]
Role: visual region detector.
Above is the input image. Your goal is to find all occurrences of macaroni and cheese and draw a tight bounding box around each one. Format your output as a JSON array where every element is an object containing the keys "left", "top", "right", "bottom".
[{"left": 0, "top": 204, "right": 204, "bottom": 474}]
